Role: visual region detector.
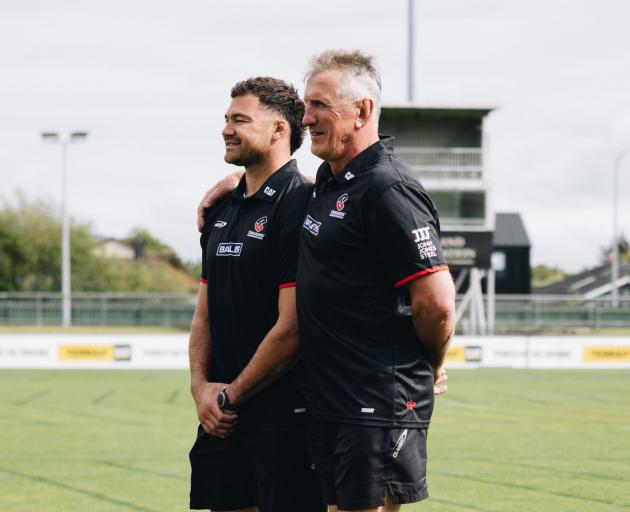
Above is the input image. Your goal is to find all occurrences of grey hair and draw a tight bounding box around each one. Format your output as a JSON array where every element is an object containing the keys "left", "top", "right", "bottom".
[{"left": 305, "top": 49, "right": 382, "bottom": 123}]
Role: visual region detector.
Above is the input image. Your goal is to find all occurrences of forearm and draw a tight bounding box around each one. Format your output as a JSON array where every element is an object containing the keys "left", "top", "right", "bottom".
[
  {"left": 227, "top": 322, "right": 300, "bottom": 404},
  {"left": 411, "top": 308, "right": 455, "bottom": 370},
  {"left": 408, "top": 271, "right": 456, "bottom": 372},
  {"left": 189, "top": 307, "right": 211, "bottom": 396}
]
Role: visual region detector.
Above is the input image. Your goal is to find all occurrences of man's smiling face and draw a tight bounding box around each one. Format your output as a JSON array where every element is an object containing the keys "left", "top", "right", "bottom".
[{"left": 302, "top": 69, "right": 358, "bottom": 167}]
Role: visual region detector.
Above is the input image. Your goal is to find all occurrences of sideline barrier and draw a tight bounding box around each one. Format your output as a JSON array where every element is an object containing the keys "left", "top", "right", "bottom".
[
  {"left": 0, "top": 334, "right": 188, "bottom": 369},
  {"left": 1, "top": 335, "right": 629, "bottom": 369}
]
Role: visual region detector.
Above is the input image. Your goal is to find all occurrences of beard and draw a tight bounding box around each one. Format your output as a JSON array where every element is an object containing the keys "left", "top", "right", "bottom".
[{"left": 224, "top": 142, "right": 266, "bottom": 168}]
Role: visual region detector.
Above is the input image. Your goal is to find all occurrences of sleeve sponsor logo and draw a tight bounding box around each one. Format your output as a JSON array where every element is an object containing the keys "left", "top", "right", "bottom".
[
  {"left": 412, "top": 226, "right": 437, "bottom": 259},
  {"left": 303, "top": 215, "right": 322, "bottom": 236},
  {"left": 583, "top": 346, "right": 630, "bottom": 362},
  {"left": 412, "top": 227, "right": 431, "bottom": 242},
  {"left": 216, "top": 242, "right": 243, "bottom": 256},
  {"left": 329, "top": 193, "right": 348, "bottom": 219},
  {"left": 247, "top": 217, "right": 268, "bottom": 240},
  {"left": 264, "top": 186, "right": 276, "bottom": 196},
  {"left": 214, "top": 221, "right": 227, "bottom": 228}
]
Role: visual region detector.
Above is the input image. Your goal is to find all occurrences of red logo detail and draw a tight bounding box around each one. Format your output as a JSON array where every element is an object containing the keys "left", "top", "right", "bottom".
[
  {"left": 254, "top": 216, "right": 267, "bottom": 233},
  {"left": 406, "top": 400, "right": 416, "bottom": 411},
  {"left": 336, "top": 193, "right": 348, "bottom": 211}
]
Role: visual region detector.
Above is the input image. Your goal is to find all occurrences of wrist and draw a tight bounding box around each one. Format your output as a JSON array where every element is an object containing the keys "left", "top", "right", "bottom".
[
  {"left": 217, "top": 386, "right": 239, "bottom": 410},
  {"left": 190, "top": 377, "right": 207, "bottom": 396}
]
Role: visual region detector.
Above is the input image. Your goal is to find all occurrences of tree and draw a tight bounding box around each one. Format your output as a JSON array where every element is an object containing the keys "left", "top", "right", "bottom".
[
  {"left": 531, "top": 265, "right": 567, "bottom": 289},
  {"left": 600, "top": 234, "right": 630, "bottom": 264},
  {"left": 0, "top": 194, "right": 197, "bottom": 292}
]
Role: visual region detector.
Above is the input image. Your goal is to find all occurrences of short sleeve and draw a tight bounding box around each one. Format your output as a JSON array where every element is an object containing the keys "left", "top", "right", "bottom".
[
  {"left": 370, "top": 182, "right": 448, "bottom": 288},
  {"left": 200, "top": 225, "right": 209, "bottom": 284},
  {"left": 273, "top": 183, "right": 312, "bottom": 289}
]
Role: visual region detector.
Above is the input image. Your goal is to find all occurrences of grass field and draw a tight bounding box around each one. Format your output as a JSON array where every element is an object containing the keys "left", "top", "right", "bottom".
[{"left": 0, "top": 369, "right": 629, "bottom": 512}]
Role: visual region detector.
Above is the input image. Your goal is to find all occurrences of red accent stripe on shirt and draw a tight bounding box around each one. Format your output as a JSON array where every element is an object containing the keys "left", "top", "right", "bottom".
[
  {"left": 199, "top": 278, "right": 208, "bottom": 284},
  {"left": 394, "top": 265, "right": 449, "bottom": 288},
  {"left": 279, "top": 282, "right": 296, "bottom": 289}
]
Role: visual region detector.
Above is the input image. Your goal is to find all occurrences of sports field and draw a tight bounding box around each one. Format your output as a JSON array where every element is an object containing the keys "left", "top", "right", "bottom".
[{"left": 0, "top": 369, "right": 628, "bottom": 512}]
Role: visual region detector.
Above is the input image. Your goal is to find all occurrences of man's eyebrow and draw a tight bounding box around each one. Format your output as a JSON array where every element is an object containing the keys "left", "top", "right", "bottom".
[{"left": 225, "top": 112, "right": 253, "bottom": 121}]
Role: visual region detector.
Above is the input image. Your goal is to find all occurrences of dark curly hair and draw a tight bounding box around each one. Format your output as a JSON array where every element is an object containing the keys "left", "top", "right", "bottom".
[{"left": 231, "top": 77, "right": 305, "bottom": 154}]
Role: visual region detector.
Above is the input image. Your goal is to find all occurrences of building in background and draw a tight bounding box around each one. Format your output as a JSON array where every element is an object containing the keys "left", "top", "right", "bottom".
[
  {"left": 535, "top": 262, "right": 630, "bottom": 298},
  {"left": 492, "top": 212, "right": 531, "bottom": 294},
  {"left": 381, "top": 106, "right": 531, "bottom": 333}
]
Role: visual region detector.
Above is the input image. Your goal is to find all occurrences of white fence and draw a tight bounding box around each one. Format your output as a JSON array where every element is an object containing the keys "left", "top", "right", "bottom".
[{"left": 1, "top": 334, "right": 629, "bottom": 369}]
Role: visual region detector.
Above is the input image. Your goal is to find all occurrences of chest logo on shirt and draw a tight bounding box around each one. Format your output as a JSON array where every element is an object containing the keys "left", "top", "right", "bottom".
[
  {"left": 303, "top": 214, "right": 321, "bottom": 236},
  {"left": 412, "top": 226, "right": 438, "bottom": 259},
  {"left": 329, "top": 193, "right": 348, "bottom": 219},
  {"left": 344, "top": 171, "right": 355, "bottom": 181},
  {"left": 214, "top": 220, "right": 227, "bottom": 228},
  {"left": 264, "top": 186, "right": 276, "bottom": 197},
  {"left": 216, "top": 242, "right": 243, "bottom": 256},
  {"left": 247, "top": 216, "right": 268, "bottom": 240}
]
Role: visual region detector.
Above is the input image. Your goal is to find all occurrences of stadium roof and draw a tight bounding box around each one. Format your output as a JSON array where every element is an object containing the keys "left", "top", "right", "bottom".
[
  {"left": 535, "top": 262, "right": 630, "bottom": 298},
  {"left": 381, "top": 105, "right": 495, "bottom": 119}
]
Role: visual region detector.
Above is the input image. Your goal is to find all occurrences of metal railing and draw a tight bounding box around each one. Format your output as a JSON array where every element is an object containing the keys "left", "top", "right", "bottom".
[
  {"left": 487, "top": 294, "right": 630, "bottom": 333},
  {"left": 396, "top": 147, "right": 483, "bottom": 180},
  {"left": 0, "top": 292, "right": 197, "bottom": 328},
  {"left": 0, "top": 293, "right": 629, "bottom": 332}
]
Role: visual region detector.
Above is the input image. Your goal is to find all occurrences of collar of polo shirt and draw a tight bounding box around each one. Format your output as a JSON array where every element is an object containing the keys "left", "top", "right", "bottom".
[
  {"left": 315, "top": 134, "right": 395, "bottom": 186},
  {"left": 231, "top": 159, "right": 299, "bottom": 204}
]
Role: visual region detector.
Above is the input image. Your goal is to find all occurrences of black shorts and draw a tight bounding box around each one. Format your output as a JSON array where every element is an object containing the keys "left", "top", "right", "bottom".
[
  {"left": 308, "top": 419, "right": 429, "bottom": 510},
  {"left": 189, "top": 422, "right": 324, "bottom": 512}
]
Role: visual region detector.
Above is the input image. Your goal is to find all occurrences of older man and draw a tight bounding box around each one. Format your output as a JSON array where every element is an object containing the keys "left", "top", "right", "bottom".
[
  {"left": 296, "top": 49, "right": 455, "bottom": 512},
  {"left": 198, "top": 50, "right": 454, "bottom": 512}
]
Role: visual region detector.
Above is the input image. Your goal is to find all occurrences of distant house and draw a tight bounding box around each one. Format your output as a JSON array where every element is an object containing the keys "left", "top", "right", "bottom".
[
  {"left": 535, "top": 262, "right": 630, "bottom": 298},
  {"left": 93, "top": 238, "right": 135, "bottom": 260}
]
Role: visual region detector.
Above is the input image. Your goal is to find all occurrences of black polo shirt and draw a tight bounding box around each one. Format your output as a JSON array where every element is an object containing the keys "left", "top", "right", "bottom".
[
  {"left": 297, "top": 137, "right": 449, "bottom": 428},
  {"left": 200, "top": 159, "right": 312, "bottom": 426}
]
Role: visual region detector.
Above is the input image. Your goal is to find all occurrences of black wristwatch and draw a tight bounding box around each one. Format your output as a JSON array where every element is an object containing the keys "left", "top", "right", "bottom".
[{"left": 217, "top": 387, "right": 236, "bottom": 410}]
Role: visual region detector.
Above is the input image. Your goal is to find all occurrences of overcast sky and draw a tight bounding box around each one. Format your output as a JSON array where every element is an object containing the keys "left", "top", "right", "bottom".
[{"left": 2, "top": 0, "right": 630, "bottom": 273}]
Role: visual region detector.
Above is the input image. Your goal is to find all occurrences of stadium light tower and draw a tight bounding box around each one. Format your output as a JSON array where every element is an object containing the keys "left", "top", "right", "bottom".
[
  {"left": 41, "top": 131, "right": 89, "bottom": 327},
  {"left": 407, "top": 0, "right": 415, "bottom": 103},
  {"left": 612, "top": 144, "right": 630, "bottom": 307}
]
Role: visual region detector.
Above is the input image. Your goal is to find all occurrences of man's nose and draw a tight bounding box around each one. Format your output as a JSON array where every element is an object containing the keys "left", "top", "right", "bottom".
[{"left": 302, "top": 107, "right": 315, "bottom": 127}]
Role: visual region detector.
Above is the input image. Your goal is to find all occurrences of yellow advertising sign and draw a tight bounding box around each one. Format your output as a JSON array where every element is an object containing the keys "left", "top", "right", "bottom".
[
  {"left": 58, "top": 345, "right": 114, "bottom": 361},
  {"left": 446, "top": 346, "right": 465, "bottom": 362},
  {"left": 583, "top": 346, "right": 630, "bottom": 363}
]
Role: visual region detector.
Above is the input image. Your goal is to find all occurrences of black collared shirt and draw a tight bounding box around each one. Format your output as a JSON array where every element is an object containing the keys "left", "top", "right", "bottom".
[
  {"left": 297, "top": 137, "right": 449, "bottom": 427},
  {"left": 200, "top": 160, "right": 312, "bottom": 425}
]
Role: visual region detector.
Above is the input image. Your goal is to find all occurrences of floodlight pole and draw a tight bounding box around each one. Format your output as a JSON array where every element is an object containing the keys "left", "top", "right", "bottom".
[
  {"left": 407, "top": 0, "right": 415, "bottom": 103},
  {"left": 41, "top": 131, "right": 89, "bottom": 327},
  {"left": 612, "top": 146, "right": 630, "bottom": 306}
]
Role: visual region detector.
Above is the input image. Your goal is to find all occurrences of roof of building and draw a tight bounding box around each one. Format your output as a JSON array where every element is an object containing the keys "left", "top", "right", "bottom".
[
  {"left": 381, "top": 105, "right": 495, "bottom": 119},
  {"left": 493, "top": 213, "right": 530, "bottom": 248},
  {"left": 535, "top": 262, "right": 630, "bottom": 297}
]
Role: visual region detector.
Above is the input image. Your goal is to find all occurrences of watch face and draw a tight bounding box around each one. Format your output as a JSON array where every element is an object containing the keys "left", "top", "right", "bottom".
[{"left": 217, "top": 391, "right": 225, "bottom": 408}]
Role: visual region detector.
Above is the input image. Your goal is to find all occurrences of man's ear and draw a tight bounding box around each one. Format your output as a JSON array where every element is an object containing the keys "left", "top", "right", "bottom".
[
  {"left": 272, "top": 119, "right": 289, "bottom": 142},
  {"left": 355, "top": 98, "right": 374, "bottom": 129}
]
